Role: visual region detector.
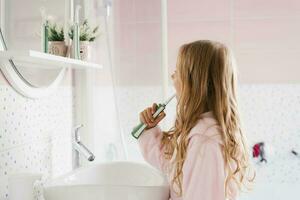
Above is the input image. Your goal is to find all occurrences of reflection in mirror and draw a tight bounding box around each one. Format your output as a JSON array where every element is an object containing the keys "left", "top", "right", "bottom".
[
  {"left": 3, "top": 0, "right": 68, "bottom": 87},
  {"left": 0, "top": 27, "right": 6, "bottom": 51}
]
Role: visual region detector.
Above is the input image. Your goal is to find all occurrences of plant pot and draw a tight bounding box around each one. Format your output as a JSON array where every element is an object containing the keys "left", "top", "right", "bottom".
[
  {"left": 70, "top": 41, "right": 92, "bottom": 61},
  {"left": 48, "top": 41, "right": 67, "bottom": 57}
]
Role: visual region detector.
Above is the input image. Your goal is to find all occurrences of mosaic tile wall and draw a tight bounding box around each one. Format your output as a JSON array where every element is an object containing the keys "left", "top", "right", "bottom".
[
  {"left": 237, "top": 84, "right": 300, "bottom": 200},
  {"left": 0, "top": 85, "right": 74, "bottom": 200}
]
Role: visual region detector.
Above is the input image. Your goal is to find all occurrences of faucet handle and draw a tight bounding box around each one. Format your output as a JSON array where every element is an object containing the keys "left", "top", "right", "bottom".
[{"left": 74, "top": 124, "right": 83, "bottom": 141}]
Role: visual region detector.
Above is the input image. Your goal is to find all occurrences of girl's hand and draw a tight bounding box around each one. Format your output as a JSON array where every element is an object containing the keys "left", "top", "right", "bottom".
[{"left": 139, "top": 103, "right": 166, "bottom": 130}]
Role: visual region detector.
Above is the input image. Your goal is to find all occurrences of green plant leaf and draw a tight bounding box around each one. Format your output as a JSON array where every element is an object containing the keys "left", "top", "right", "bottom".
[
  {"left": 47, "top": 22, "right": 65, "bottom": 41},
  {"left": 68, "top": 19, "right": 101, "bottom": 42}
]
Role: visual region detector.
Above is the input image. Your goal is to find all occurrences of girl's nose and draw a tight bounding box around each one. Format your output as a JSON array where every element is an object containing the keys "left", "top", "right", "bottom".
[{"left": 171, "top": 71, "right": 175, "bottom": 79}]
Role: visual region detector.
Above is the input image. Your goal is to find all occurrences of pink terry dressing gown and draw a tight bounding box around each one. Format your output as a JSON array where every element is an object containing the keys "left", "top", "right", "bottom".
[{"left": 138, "top": 111, "right": 238, "bottom": 200}]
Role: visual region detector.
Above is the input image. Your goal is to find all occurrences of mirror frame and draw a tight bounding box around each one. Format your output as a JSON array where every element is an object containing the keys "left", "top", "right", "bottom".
[{"left": 0, "top": 0, "right": 69, "bottom": 99}]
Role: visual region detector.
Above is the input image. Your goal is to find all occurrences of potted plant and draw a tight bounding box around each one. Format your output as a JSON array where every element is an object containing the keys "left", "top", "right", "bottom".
[
  {"left": 48, "top": 22, "right": 67, "bottom": 57},
  {"left": 69, "top": 19, "right": 100, "bottom": 61}
]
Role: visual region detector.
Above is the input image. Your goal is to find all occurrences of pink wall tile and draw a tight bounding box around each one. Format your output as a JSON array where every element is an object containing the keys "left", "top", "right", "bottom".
[
  {"left": 234, "top": 19, "right": 300, "bottom": 50},
  {"left": 234, "top": 18, "right": 300, "bottom": 82},
  {"left": 114, "top": 0, "right": 300, "bottom": 84},
  {"left": 114, "top": 0, "right": 163, "bottom": 85},
  {"left": 116, "top": 23, "right": 137, "bottom": 58},
  {"left": 114, "top": 22, "right": 163, "bottom": 85},
  {"left": 115, "top": 0, "right": 161, "bottom": 23},
  {"left": 168, "top": 21, "right": 231, "bottom": 75},
  {"left": 134, "top": 0, "right": 161, "bottom": 22},
  {"left": 124, "top": 22, "right": 162, "bottom": 86},
  {"left": 114, "top": 0, "right": 136, "bottom": 23},
  {"left": 168, "top": 0, "right": 230, "bottom": 22},
  {"left": 115, "top": 54, "right": 162, "bottom": 86},
  {"left": 135, "top": 23, "right": 162, "bottom": 56},
  {"left": 234, "top": 0, "right": 300, "bottom": 19},
  {"left": 236, "top": 50, "right": 300, "bottom": 83}
]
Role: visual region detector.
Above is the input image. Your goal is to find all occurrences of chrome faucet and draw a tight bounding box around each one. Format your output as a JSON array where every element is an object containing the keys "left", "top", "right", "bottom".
[{"left": 72, "top": 124, "right": 95, "bottom": 169}]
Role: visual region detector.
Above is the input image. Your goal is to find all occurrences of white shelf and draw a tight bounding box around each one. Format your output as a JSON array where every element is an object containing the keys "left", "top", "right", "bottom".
[{"left": 0, "top": 50, "right": 103, "bottom": 69}]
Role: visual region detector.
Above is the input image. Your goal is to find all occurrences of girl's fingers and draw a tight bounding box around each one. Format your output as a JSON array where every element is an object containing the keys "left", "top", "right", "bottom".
[
  {"left": 140, "top": 104, "right": 163, "bottom": 129},
  {"left": 143, "top": 111, "right": 156, "bottom": 128},
  {"left": 152, "top": 103, "right": 157, "bottom": 114},
  {"left": 146, "top": 108, "right": 154, "bottom": 122},
  {"left": 155, "top": 111, "right": 166, "bottom": 123},
  {"left": 144, "top": 110, "right": 152, "bottom": 125}
]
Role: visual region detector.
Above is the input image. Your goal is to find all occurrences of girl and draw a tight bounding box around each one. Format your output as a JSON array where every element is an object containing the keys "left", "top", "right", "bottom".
[{"left": 138, "top": 40, "right": 255, "bottom": 200}]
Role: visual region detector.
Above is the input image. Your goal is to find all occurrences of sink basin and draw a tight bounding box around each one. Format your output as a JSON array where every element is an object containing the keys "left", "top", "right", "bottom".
[{"left": 43, "top": 161, "right": 170, "bottom": 200}]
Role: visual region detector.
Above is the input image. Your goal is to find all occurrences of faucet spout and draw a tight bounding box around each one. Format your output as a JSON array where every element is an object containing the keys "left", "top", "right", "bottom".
[
  {"left": 73, "top": 141, "right": 95, "bottom": 161},
  {"left": 72, "top": 124, "right": 95, "bottom": 169}
]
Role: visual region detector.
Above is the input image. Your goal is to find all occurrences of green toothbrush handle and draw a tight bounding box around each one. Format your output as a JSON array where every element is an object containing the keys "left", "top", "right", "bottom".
[
  {"left": 131, "top": 104, "right": 165, "bottom": 139},
  {"left": 131, "top": 123, "right": 147, "bottom": 139}
]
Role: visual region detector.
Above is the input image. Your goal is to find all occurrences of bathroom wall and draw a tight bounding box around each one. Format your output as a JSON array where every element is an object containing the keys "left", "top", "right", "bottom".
[
  {"left": 237, "top": 84, "right": 300, "bottom": 200},
  {"left": 0, "top": 70, "right": 74, "bottom": 200},
  {"left": 167, "top": 0, "right": 300, "bottom": 84},
  {"left": 115, "top": 84, "right": 300, "bottom": 200},
  {"left": 113, "top": 0, "right": 163, "bottom": 86},
  {"left": 102, "top": 0, "right": 300, "bottom": 199},
  {"left": 1, "top": 1, "right": 298, "bottom": 200}
]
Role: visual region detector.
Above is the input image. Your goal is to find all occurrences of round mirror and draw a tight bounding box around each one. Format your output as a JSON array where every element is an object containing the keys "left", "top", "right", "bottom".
[{"left": 0, "top": 0, "right": 71, "bottom": 98}]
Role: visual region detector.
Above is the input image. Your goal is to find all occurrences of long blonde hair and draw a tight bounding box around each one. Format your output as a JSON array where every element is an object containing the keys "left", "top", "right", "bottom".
[{"left": 161, "top": 40, "right": 255, "bottom": 198}]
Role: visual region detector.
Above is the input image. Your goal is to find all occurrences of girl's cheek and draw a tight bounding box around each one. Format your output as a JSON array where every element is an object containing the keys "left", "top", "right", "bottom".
[{"left": 174, "top": 79, "right": 181, "bottom": 93}]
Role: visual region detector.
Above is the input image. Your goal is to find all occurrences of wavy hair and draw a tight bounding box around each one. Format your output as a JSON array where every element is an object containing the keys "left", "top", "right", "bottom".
[{"left": 161, "top": 40, "right": 255, "bottom": 198}]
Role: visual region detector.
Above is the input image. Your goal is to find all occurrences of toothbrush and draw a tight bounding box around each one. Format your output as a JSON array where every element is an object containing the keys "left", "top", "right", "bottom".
[{"left": 131, "top": 94, "right": 176, "bottom": 139}]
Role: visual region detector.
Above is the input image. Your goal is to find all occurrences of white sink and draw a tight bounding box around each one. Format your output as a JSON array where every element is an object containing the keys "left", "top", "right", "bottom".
[{"left": 43, "top": 161, "right": 170, "bottom": 200}]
